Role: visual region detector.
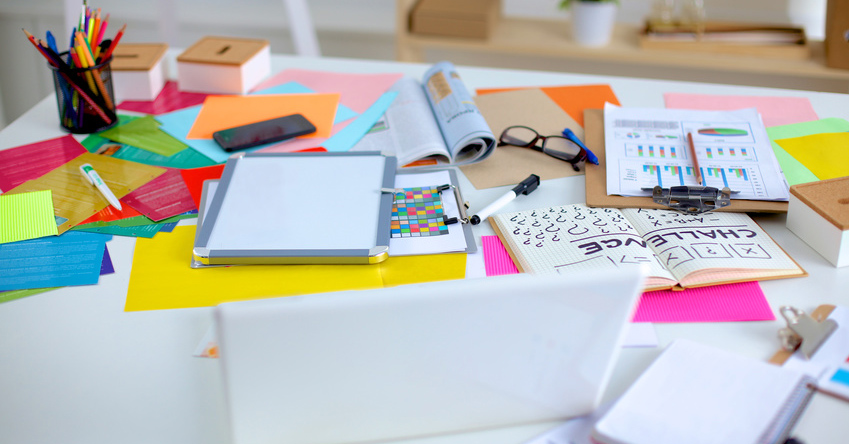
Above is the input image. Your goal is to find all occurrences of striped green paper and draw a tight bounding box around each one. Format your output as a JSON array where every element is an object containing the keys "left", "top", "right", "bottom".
[{"left": 0, "top": 189, "right": 59, "bottom": 244}]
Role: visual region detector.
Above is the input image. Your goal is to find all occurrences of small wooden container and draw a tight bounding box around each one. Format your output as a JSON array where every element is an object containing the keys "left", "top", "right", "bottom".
[
  {"left": 410, "top": 0, "right": 500, "bottom": 39},
  {"left": 787, "top": 176, "right": 849, "bottom": 267},
  {"left": 177, "top": 36, "right": 270, "bottom": 94},
  {"left": 110, "top": 43, "right": 168, "bottom": 101}
]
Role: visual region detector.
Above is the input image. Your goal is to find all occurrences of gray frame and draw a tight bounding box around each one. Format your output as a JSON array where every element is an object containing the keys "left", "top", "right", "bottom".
[{"left": 193, "top": 152, "right": 397, "bottom": 265}]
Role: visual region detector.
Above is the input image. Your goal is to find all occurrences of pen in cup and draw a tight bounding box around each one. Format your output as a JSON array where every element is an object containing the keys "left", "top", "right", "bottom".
[{"left": 80, "top": 163, "right": 122, "bottom": 211}]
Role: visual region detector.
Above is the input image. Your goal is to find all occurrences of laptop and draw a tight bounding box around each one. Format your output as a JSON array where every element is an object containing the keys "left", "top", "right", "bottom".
[{"left": 215, "top": 267, "right": 644, "bottom": 444}]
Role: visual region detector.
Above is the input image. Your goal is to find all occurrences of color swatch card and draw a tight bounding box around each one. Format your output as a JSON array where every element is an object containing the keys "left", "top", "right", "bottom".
[{"left": 391, "top": 186, "right": 449, "bottom": 238}]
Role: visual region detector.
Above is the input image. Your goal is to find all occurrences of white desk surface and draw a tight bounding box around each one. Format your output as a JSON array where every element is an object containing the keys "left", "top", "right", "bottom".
[{"left": 2, "top": 52, "right": 848, "bottom": 444}]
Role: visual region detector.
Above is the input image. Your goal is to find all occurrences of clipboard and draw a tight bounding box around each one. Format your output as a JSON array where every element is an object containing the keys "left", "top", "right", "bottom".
[
  {"left": 193, "top": 152, "right": 397, "bottom": 265},
  {"left": 583, "top": 108, "right": 788, "bottom": 213}
]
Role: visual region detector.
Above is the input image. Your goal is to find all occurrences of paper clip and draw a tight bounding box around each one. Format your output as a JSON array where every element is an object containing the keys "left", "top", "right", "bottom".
[
  {"left": 778, "top": 306, "right": 838, "bottom": 359},
  {"left": 644, "top": 185, "right": 732, "bottom": 214}
]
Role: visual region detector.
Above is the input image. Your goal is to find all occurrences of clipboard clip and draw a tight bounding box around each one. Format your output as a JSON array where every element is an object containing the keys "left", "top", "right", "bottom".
[
  {"left": 778, "top": 306, "right": 838, "bottom": 359},
  {"left": 645, "top": 185, "right": 732, "bottom": 214}
]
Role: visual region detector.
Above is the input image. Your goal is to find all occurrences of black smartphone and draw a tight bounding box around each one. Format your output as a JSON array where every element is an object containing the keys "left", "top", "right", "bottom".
[{"left": 213, "top": 114, "right": 316, "bottom": 152}]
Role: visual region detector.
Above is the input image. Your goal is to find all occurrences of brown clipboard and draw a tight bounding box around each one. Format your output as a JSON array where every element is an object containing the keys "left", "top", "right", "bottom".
[
  {"left": 583, "top": 108, "right": 788, "bottom": 213},
  {"left": 769, "top": 304, "right": 837, "bottom": 365}
]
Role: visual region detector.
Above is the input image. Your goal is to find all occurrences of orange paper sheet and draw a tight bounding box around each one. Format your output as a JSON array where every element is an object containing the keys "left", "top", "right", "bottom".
[
  {"left": 186, "top": 93, "right": 340, "bottom": 139},
  {"left": 476, "top": 84, "right": 620, "bottom": 127}
]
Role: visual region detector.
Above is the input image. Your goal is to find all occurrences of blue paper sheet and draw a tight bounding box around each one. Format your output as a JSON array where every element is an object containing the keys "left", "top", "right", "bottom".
[
  {"left": 322, "top": 91, "right": 398, "bottom": 152},
  {"left": 0, "top": 231, "right": 112, "bottom": 291}
]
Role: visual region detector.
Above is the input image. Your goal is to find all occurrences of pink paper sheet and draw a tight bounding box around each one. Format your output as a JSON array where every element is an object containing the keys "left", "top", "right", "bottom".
[
  {"left": 664, "top": 93, "right": 819, "bottom": 127},
  {"left": 117, "top": 81, "right": 209, "bottom": 115},
  {"left": 0, "top": 135, "right": 87, "bottom": 192},
  {"left": 252, "top": 69, "right": 403, "bottom": 114},
  {"left": 634, "top": 282, "right": 774, "bottom": 323},
  {"left": 482, "top": 235, "right": 519, "bottom": 276},
  {"left": 481, "top": 235, "right": 775, "bottom": 323}
]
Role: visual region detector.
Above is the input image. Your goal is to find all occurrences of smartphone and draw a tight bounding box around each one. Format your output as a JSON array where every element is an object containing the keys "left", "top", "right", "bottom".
[{"left": 213, "top": 114, "right": 316, "bottom": 152}]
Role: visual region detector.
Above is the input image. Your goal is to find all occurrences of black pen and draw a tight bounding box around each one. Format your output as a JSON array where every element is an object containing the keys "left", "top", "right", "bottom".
[{"left": 470, "top": 174, "right": 540, "bottom": 225}]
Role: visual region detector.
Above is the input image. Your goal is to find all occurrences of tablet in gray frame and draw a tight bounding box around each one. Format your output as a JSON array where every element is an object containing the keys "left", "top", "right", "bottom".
[{"left": 193, "top": 152, "right": 397, "bottom": 265}]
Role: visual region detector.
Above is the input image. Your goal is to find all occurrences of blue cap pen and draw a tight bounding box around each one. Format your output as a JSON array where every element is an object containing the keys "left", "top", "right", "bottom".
[{"left": 562, "top": 128, "right": 599, "bottom": 165}]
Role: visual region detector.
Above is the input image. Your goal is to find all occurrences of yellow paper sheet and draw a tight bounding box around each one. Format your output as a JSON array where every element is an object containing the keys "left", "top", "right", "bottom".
[
  {"left": 186, "top": 93, "right": 340, "bottom": 139},
  {"left": 125, "top": 225, "right": 467, "bottom": 311},
  {"left": 774, "top": 132, "right": 849, "bottom": 180},
  {"left": 0, "top": 190, "right": 58, "bottom": 243},
  {"left": 4, "top": 153, "right": 165, "bottom": 234}
]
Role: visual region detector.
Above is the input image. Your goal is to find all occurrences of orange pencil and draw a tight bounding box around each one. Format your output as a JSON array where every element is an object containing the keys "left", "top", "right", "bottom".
[{"left": 687, "top": 132, "right": 703, "bottom": 185}]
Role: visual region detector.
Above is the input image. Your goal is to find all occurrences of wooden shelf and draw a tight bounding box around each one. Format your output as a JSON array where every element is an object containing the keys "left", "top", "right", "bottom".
[{"left": 396, "top": 0, "right": 849, "bottom": 92}]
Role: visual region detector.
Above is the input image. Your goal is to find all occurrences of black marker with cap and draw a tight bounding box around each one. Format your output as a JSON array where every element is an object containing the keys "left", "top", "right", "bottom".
[{"left": 470, "top": 174, "right": 540, "bottom": 225}]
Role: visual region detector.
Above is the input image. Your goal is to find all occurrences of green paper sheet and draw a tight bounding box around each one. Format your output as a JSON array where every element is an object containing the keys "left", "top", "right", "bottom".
[
  {"left": 0, "top": 190, "right": 58, "bottom": 243},
  {"left": 84, "top": 136, "right": 215, "bottom": 169},
  {"left": 767, "top": 118, "right": 849, "bottom": 186},
  {"left": 99, "top": 115, "right": 189, "bottom": 157},
  {"left": 0, "top": 287, "right": 57, "bottom": 304}
]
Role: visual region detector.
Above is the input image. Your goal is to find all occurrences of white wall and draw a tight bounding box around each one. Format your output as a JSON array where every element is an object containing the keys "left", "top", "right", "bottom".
[{"left": 0, "top": 0, "right": 828, "bottom": 129}]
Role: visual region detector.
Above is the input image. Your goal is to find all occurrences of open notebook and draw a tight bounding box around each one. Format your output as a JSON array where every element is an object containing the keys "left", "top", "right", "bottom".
[
  {"left": 491, "top": 204, "right": 806, "bottom": 291},
  {"left": 215, "top": 268, "right": 644, "bottom": 444}
]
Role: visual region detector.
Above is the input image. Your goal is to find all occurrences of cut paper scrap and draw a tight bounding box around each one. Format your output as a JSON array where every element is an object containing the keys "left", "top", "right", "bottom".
[
  {"left": 98, "top": 115, "right": 189, "bottom": 157},
  {"left": 476, "top": 84, "right": 620, "bottom": 127},
  {"left": 322, "top": 91, "right": 398, "bottom": 152},
  {"left": 767, "top": 118, "right": 849, "bottom": 186},
  {"left": 0, "top": 231, "right": 110, "bottom": 291},
  {"left": 180, "top": 164, "right": 226, "bottom": 208},
  {"left": 633, "top": 281, "right": 774, "bottom": 323},
  {"left": 0, "top": 134, "right": 87, "bottom": 192},
  {"left": 774, "top": 132, "right": 849, "bottom": 180},
  {"left": 664, "top": 93, "right": 819, "bottom": 128},
  {"left": 2, "top": 153, "right": 166, "bottom": 234},
  {"left": 117, "top": 81, "right": 209, "bottom": 115},
  {"left": 0, "top": 190, "right": 58, "bottom": 244},
  {"left": 121, "top": 168, "right": 198, "bottom": 221},
  {"left": 482, "top": 235, "right": 519, "bottom": 276},
  {"left": 482, "top": 235, "right": 774, "bottom": 323},
  {"left": 252, "top": 69, "right": 404, "bottom": 114},
  {"left": 186, "top": 93, "right": 340, "bottom": 140},
  {"left": 125, "top": 225, "right": 466, "bottom": 311}
]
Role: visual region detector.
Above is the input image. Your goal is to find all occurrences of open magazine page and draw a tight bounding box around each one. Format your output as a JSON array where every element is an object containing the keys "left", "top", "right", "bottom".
[
  {"left": 350, "top": 78, "right": 449, "bottom": 166},
  {"left": 422, "top": 61, "right": 496, "bottom": 165}
]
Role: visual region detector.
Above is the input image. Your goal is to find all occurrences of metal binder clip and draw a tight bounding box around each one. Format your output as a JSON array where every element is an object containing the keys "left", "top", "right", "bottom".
[
  {"left": 778, "top": 306, "right": 838, "bottom": 359},
  {"left": 648, "top": 185, "right": 732, "bottom": 214}
]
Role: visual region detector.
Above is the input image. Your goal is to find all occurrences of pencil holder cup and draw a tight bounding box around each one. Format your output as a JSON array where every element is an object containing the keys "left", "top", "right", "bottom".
[{"left": 49, "top": 53, "right": 118, "bottom": 134}]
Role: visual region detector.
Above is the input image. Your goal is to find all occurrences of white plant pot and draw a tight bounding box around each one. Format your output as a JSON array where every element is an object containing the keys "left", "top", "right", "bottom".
[{"left": 571, "top": 2, "right": 618, "bottom": 47}]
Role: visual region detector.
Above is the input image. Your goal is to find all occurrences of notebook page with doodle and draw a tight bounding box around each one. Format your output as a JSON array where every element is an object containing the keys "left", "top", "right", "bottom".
[
  {"left": 621, "top": 208, "right": 804, "bottom": 287},
  {"left": 489, "top": 204, "right": 677, "bottom": 289}
]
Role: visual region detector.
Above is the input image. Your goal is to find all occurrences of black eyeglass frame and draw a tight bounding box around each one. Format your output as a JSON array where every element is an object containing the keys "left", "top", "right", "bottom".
[{"left": 497, "top": 125, "right": 587, "bottom": 172}]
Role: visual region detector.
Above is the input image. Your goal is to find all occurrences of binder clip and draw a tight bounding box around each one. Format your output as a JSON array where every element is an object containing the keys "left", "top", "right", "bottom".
[
  {"left": 778, "top": 306, "right": 838, "bottom": 359},
  {"left": 646, "top": 185, "right": 732, "bottom": 214}
]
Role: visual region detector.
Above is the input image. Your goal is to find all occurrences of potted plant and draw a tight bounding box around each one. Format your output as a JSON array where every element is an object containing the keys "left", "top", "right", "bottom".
[{"left": 559, "top": 0, "right": 620, "bottom": 47}]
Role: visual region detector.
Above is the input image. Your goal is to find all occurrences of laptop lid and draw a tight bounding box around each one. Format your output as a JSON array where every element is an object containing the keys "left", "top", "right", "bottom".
[{"left": 215, "top": 268, "right": 644, "bottom": 444}]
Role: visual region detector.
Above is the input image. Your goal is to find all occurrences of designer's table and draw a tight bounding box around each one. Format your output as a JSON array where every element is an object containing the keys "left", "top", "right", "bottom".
[{"left": 1, "top": 52, "right": 849, "bottom": 444}]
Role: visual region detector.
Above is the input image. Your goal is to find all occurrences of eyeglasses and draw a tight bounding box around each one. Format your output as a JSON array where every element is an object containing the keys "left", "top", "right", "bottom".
[{"left": 498, "top": 126, "right": 598, "bottom": 172}]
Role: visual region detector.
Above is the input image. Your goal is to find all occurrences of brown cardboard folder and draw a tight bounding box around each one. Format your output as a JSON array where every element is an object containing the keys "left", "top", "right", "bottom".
[{"left": 583, "top": 109, "right": 788, "bottom": 213}]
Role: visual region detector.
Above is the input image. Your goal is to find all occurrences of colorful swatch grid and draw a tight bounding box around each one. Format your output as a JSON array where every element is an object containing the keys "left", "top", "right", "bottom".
[{"left": 390, "top": 186, "right": 448, "bottom": 238}]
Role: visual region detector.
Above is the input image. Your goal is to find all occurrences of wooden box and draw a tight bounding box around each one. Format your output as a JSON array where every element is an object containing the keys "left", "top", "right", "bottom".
[
  {"left": 177, "top": 36, "right": 270, "bottom": 94},
  {"left": 787, "top": 176, "right": 849, "bottom": 268},
  {"left": 826, "top": 0, "right": 849, "bottom": 69},
  {"left": 110, "top": 43, "right": 168, "bottom": 101},
  {"left": 639, "top": 21, "right": 811, "bottom": 60},
  {"left": 410, "top": 0, "right": 500, "bottom": 39}
]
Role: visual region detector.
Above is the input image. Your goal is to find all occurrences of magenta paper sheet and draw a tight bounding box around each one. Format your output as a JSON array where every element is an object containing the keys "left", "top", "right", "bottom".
[
  {"left": 121, "top": 169, "right": 197, "bottom": 221},
  {"left": 482, "top": 235, "right": 519, "bottom": 276},
  {"left": 117, "top": 81, "right": 209, "bottom": 115},
  {"left": 664, "top": 93, "right": 818, "bottom": 127},
  {"left": 0, "top": 135, "right": 87, "bottom": 192},
  {"left": 482, "top": 235, "right": 774, "bottom": 323},
  {"left": 634, "top": 281, "right": 774, "bottom": 323}
]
